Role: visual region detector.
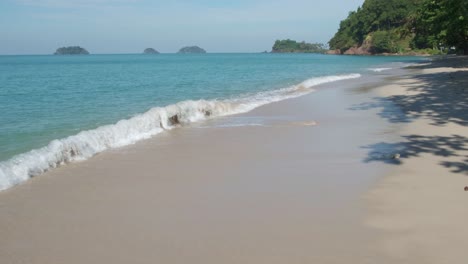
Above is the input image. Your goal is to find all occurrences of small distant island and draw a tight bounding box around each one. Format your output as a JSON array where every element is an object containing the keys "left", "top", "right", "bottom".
[
  {"left": 271, "top": 39, "right": 326, "bottom": 53},
  {"left": 143, "top": 48, "right": 159, "bottom": 54},
  {"left": 54, "top": 46, "right": 89, "bottom": 55},
  {"left": 177, "top": 46, "right": 206, "bottom": 54}
]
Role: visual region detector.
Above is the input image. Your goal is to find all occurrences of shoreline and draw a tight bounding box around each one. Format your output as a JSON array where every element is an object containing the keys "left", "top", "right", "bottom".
[
  {"left": 0, "top": 72, "right": 361, "bottom": 192},
  {"left": 0, "top": 71, "right": 399, "bottom": 263}
]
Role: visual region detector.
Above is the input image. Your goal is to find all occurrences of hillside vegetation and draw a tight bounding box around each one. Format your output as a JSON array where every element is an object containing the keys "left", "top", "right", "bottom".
[{"left": 329, "top": 0, "right": 468, "bottom": 55}]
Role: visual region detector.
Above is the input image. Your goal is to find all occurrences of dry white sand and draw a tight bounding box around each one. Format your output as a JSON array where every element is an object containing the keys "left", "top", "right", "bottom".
[{"left": 365, "top": 56, "right": 468, "bottom": 263}]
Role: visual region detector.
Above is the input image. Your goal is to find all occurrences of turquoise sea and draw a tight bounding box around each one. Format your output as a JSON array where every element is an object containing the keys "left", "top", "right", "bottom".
[{"left": 0, "top": 53, "right": 422, "bottom": 190}]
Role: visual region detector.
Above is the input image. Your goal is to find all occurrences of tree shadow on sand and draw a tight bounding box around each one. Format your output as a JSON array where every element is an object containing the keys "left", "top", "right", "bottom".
[
  {"left": 354, "top": 58, "right": 468, "bottom": 175},
  {"left": 406, "top": 56, "right": 468, "bottom": 70},
  {"left": 363, "top": 135, "right": 468, "bottom": 175},
  {"left": 352, "top": 70, "right": 468, "bottom": 126}
]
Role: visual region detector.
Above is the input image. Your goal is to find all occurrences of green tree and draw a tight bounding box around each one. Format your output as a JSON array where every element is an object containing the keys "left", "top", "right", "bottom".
[
  {"left": 413, "top": 0, "right": 468, "bottom": 54},
  {"left": 329, "top": 11, "right": 361, "bottom": 51},
  {"left": 437, "top": 0, "right": 467, "bottom": 54},
  {"left": 372, "top": 31, "right": 391, "bottom": 52},
  {"left": 329, "top": 0, "right": 422, "bottom": 53}
]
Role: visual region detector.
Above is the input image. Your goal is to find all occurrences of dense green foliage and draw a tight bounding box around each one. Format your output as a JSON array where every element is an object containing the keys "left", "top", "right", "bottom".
[
  {"left": 372, "top": 31, "right": 397, "bottom": 53},
  {"left": 54, "top": 46, "right": 89, "bottom": 55},
  {"left": 329, "top": 0, "right": 468, "bottom": 54},
  {"left": 412, "top": 0, "right": 467, "bottom": 54},
  {"left": 272, "top": 39, "right": 326, "bottom": 53}
]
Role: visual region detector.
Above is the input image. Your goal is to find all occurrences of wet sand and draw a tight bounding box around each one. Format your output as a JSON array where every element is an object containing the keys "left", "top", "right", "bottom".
[{"left": 0, "top": 73, "right": 400, "bottom": 263}]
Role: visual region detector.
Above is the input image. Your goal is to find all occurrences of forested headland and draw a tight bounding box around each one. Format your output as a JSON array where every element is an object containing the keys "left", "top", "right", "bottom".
[
  {"left": 329, "top": 0, "right": 467, "bottom": 55},
  {"left": 271, "top": 40, "right": 327, "bottom": 53}
]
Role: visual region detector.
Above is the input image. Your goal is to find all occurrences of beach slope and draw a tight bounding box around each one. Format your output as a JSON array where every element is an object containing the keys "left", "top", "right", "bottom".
[
  {"left": 365, "top": 56, "right": 468, "bottom": 263},
  {"left": 0, "top": 75, "right": 396, "bottom": 264}
]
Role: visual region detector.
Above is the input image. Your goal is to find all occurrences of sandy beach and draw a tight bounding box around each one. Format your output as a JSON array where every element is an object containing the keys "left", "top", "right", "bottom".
[
  {"left": 1, "top": 56, "right": 467, "bottom": 263},
  {"left": 365, "top": 56, "right": 468, "bottom": 263}
]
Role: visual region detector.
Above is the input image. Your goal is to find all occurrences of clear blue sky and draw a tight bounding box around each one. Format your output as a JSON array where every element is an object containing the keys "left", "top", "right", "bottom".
[{"left": 0, "top": 0, "right": 364, "bottom": 54}]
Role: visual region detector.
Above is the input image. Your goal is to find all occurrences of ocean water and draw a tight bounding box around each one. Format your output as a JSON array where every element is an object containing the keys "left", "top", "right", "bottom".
[{"left": 0, "top": 53, "right": 422, "bottom": 190}]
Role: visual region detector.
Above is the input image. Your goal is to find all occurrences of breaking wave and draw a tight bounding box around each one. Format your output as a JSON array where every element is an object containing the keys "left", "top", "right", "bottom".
[{"left": 0, "top": 73, "right": 360, "bottom": 191}]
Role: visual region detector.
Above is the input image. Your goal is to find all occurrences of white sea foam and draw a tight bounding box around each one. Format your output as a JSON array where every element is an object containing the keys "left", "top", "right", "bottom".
[
  {"left": 0, "top": 73, "right": 361, "bottom": 191},
  {"left": 368, "top": 67, "right": 392, "bottom": 72}
]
